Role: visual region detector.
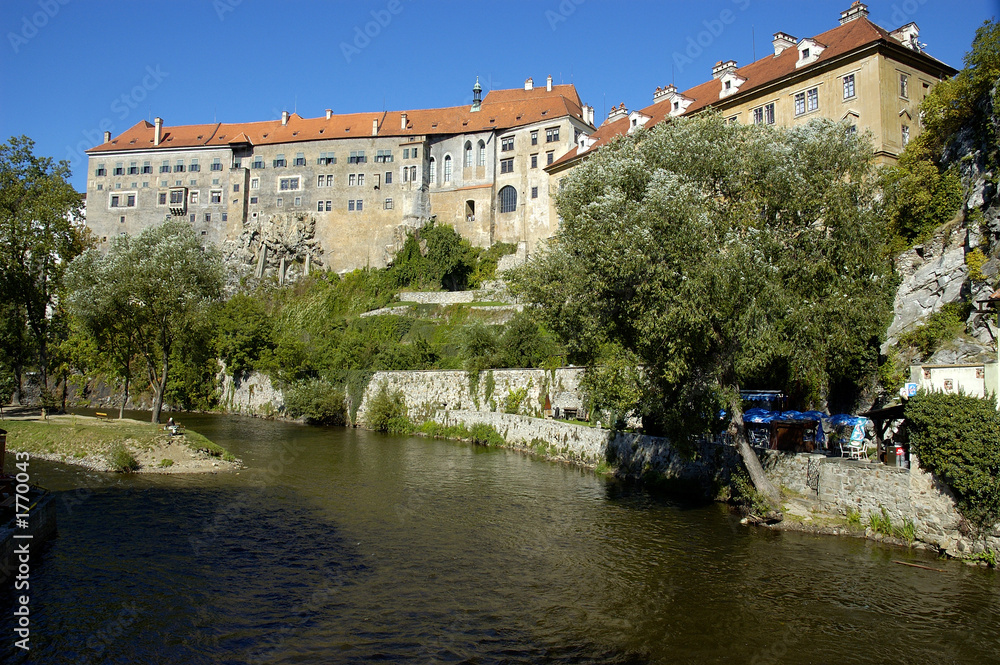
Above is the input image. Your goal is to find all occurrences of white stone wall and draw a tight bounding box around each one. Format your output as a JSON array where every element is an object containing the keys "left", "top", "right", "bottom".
[
  {"left": 216, "top": 367, "right": 284, "bottom": 418},
  {"left": 356, "top": 367, "right": 587, "bottom": 424}
]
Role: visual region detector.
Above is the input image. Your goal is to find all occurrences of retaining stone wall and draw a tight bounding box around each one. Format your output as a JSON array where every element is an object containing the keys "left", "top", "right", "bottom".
[{"left": 217, "top": 367, "right": 284, "bottom": 418}]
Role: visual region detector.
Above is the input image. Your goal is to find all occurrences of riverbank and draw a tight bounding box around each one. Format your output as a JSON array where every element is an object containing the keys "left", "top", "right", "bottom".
[{"left": 0, "top": 413, "right": 242, "bottom": 474}]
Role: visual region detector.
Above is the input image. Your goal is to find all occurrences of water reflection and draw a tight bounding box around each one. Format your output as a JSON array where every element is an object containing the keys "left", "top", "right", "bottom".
[{"left": 0, "top": 412, "right": 996, "bottom": 664}]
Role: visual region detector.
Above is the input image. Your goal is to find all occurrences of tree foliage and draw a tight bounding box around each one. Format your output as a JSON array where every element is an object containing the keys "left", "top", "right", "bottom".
[
  {"left": 906, "top": 391, "right": 1000, "bottom": 539},
  {"left": 0, "top": 136, "right": 85, "bottom": 400},
  {"left": 66, "top": 220, "right": 223, "bottom": 423},
  {"left": 511, "top": 114, "right": 895, "bottom": 504}
]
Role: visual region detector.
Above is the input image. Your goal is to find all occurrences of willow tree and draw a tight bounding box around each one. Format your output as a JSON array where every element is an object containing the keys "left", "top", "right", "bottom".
[
  {"left": 511, "top": 115, "right": 895, "bottom": 507},
  {"left": 66, "top": 220, "right": 223, "bottom": 423}
]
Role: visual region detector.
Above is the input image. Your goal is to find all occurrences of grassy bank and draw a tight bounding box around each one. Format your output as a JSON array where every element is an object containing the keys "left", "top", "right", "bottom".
[{"left": 0, "top": 415, "right": 236, "bottom": 467}]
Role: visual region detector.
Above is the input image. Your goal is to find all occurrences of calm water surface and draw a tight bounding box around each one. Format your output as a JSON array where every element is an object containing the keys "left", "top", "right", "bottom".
[{"left": 2, "top": 412, "right": 998, "bottom": 664}]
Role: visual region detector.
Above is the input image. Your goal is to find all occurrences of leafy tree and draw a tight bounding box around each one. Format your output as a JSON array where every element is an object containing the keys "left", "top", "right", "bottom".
[
  {"left": 0, "top": 136, "right": 84, "bottom": 401},
  {"left": 66, "top": 220, "right": 223, "bottom": 423},
  {"left": 391, "top": 222, "right": 477, "bottom": 291},
  {"left": 511, "top": 115, "right": 895, "bottom": 507},
  {"left": 581, "top": 343, "right": 645, "bottom": 429},
  {"left": 212, "top": 293, "right": 275, "bottom": 377}
]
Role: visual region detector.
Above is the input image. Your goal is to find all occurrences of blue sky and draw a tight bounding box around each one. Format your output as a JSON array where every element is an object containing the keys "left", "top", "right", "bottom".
[{"left": 1, "top": 0, "right": 995, "bottom": 192}]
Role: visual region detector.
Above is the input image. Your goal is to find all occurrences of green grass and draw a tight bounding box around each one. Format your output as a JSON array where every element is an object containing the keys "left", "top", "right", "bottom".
[
  {"left": 106, "top": 441, "right": 140, "bottom": 473},
  {"left": 0, "top": 415, "right": 235, "bottom": 463}
]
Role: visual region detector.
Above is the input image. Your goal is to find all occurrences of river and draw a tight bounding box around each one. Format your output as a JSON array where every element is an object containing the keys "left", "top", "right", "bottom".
[{"left": 1, "top": 412, "right": 997, "bottom": 664}]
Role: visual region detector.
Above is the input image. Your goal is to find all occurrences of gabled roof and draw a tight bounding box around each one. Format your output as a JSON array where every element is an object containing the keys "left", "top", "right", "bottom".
[
  {"left": 87, "top": 84, "right": 590, "bottom": 154},
  {"left": 548, "top": 16, "right": 956, "bottom": 171}
]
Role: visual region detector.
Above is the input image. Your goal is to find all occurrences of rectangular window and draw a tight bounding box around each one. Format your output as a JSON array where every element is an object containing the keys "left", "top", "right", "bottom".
[
  {"left": 403, "top": 148, "right": 410, "bottom": 159},
  {"left": 500, "top": 158, "right": 514, "bottom": 174},
  {"left": 317, "top": 152, "right": 336, "bottom": 165},
  {"left": 843, "top": 73, "right": 856, "bottom": 100},
  {"left": 317, "top": 175, "right": 325, "bottom": 187},
  {"left": 349, "top": 150, "right": 366, "bottom": 164},
  {"left": 279, "top": 177, "right": 300, "bottom": 191},
  {"left": 190, "top": 214, "right": 196, "bottom": 223},
  {"left": 294, "top": 196, "right": 301, "bottom": 206},
  {"left": 411, "top": 148, "right": 418, "bottom": 159},
  {"left": 250, "top": 178, "right": 259, "bottom": 189},
  {"left": 325, "top": 174, "right": 334, "bottom": 187},
  {"left": 410, "top": 166, "right": 416, "bottom": 181},
  {"left": 349, "top": 174, "right": 356, "bottom": 186},
  {"left": 794, "top": 92, "right": 806, "bottom": 116},
  {"left": 765, "top": 103, "right": 774, "bottom": 124},
  {"left": 356, "top": 199, "right": 363, "bottom": 211},
  {"left": 358, "top": 174, "right": 364, "bottom": 186},
  {"left": 294, "top": 152, "right": 306, "bottom": 166},
  {"left": 189, "top": 191, "right": 199, "bottom": 204},
  {"left": 141, "top": 161, "right": 152, "bottom": 174},
  {"left": 276, "top": 198, "right": 283, "bottom": 207},
  {"left": 807, "top": 87, "right": 819, "bottom": 112},
  {"left": 158, "top": 192, "right": 167, "bottom": 205},
  {"left": 348, "top": 200, "right": 355, "bottom": 211},
  {"left": 222, "top": 213, "right": 227, "bottom": 222},
  {"left": 252, "top": 157, "right": 263, "bottom": 169},
  {"left": 120, "top": 216, "right": 126, "bottom": 224},
  {"left": 273, "top": 154, "right": 286, "bottom": 168},
  {"left": 114, "top": 163, "right": 124, "bottom": 176},
  {"left": 170, "top": 190, "right": 184, "bottom": 204},
  {"left": 160, "top": 161, "right": 170, "bottom": 173},
  {"left": 233, "top": 158, "right": 241, "bottom": 169},
  {"left": 126, "top": 161, "right": 136, "bottom": 175},
  {"left": 110, "top": 195, "right": 120, "bottom": 207},
  {"left": 211, "top": 158, "right": 223, "bottom": 171},
  {"left": 175, "top": 161, "right": 185, "bottom": 173},
  {"left": 901, "top": 125, "right": 910, "bottom": 146},
  {"left": 900, "top": 73, "right": 909, "bottom": 98},
  {"left": 325, "top": 201, "right": 331, "bottom": 212},
  {"left": 531, "top": 186, "right": 538, "bottom": 199},
  {"left": 501, "top": 136, "right": 514, "bottom": 151},
  {"left": 189, "top": 160, "right": 200, "bottom": 172},
  {"left": 531, "top": 154, "right": 538, "bottom": 169},
  {"left": 546, "top": 151, "right": 554, "bottom": 165},
  {"left": 385, "top": 171, "right": 392, "bottom": 184},
  {"left": 142, "top": 181, "right": 149, "bottom": 188},
  {"left": 126, "top": 194, "right": 135, "bottom": 207},
  {"left": 546, "top": 127, "right": 560, "bottom": 142},
  {"left": 318, "top": 201, "right": 325, "bottom": 212},
  {"left": 96, "top": 164, "right": 106, "bottom": 176},
  {"left": 205, "top": 213, "right": 211, "bottom": 222},
  {"left": 531, "top": 131, "right": 538, "bottom": 145},
  {"left": 211, "top": 190, "right": 222, "bottom": 203},
  {"left": 250, "top": 196, "right": 258, "bottom": 204},
  {"left": 233, "top": 183, "right": 240, "bottom": 192},
  {"left": 384, "top": 198, "right": 393, "bottom": 210},
  {"left": 375, "top": 149, "right": 393, "bottom": 163},
  {"left": 402, "top": 167, "right": 409, "bottom": 182}
]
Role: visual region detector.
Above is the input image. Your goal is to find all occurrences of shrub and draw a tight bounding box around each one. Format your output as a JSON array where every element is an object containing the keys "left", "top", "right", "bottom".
[
  {"left": 501, "top": 387, "right": 529, "bottom": 415},
  {"left": 468, "top": 423, "right": 505, "bottom": 447},
  {"left": 365, "top": 382, "right": 411, "bottom": 434},
  {"left": 906, "top": 391, "right": 1000, "bottom": 539},
  {"left": 159, "top": 458, "right": 174, "bottom": 468},
  {"left": 284, "top": 378, "right": 347, "bottom": 426},
  {"left": 107, "top": 442, "right": 140, "bottom": 473},
  {"left": 897, "top": 301, "right": 972, "bottom": 359}
]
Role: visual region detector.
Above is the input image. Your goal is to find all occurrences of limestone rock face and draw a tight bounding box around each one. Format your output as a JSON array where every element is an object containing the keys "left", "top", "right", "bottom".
[
  {"left": 222, "top": 213, "right": 324, "bottom": 286},
  {"left": 217, "top": 366, "right": 285, "bottom": 418}
]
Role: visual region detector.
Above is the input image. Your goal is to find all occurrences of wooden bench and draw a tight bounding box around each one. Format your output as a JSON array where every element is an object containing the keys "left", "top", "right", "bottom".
[{"left": 96, "top": 412, "right": 112, "bottom": 421}]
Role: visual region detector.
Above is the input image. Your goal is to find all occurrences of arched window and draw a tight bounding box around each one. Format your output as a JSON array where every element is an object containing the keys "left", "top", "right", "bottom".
[
  {"left": 477, "top": 140, "right": 486, "bottom": 166},
  {"left": 464, "top": 141, "right": 473, "bottom": 167},
  {"left": 429, "top": 157, "right": 436, "bottom": 184},
  {"left": 498, "top": 185, "right": 517, "bottom": 213},
  {"left": 443, "top": 155, "right": 452, "bottom": 182}
]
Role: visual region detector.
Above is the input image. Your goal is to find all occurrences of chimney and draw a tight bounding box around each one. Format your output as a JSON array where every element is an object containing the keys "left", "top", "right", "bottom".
[
  {"left": 525, "top": 77, "right": 533, "bottom": 91},
  {"left": 325, "top": 109, "right": 332, "bottom": 120},
  {"left": 281, "top": 111, "right": 289, "bottom": 126},
  {"left": 103, "top": 131, "right": 111, "bottom": 143},
  {"left": 712, "top": 60, "right": 737, "bottom": 79},
  {"left": 607, "top": 103, "right": 628, "bottom": 124},
  {"left": 153, "top": 117, "right": 162, "bottom": 146},
  {"left": 772, "top": 32, "right": 797, "bottom": 56},
  {"left": 372, "top": 119, "right": 379, "bottom": 136},
  {"left": 839, "top": 1, "right": 868, "bottom": 24},
  {"left": 546, "top": 75, "right": 552, "bottom": 92},
  {"left": 401, "top": 112, "right": 408, "bottom": 129},
  {"left": 582, "top": 104, "right": 594, "bottom": 126}
]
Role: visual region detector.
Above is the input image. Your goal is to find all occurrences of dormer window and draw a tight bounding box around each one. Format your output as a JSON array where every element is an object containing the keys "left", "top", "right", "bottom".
[
  {"left": 801, "top": 48, "right": 810, "bottom": 59},
  {"left": 673, "top": 101, "right": 679, "bottom": 111},
  {"left": 795, "top": 38, "right": 824, "bottom": 68}
]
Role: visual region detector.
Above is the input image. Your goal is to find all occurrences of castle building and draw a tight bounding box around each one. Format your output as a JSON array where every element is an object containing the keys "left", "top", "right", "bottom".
[
  {"left": 85, "top": 76, "right": 593, "bottom": 276},
  {"left": 548, "top": 2, "right": 957, "bottom": 196}
]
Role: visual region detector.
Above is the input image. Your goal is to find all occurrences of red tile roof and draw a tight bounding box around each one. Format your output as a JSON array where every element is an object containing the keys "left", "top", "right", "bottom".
[
  {"left": 87, "top": 84, "right": 588, "bottom": 154},
  {"left": 548, "top": 16, "right": 955, "bottom": 171}
]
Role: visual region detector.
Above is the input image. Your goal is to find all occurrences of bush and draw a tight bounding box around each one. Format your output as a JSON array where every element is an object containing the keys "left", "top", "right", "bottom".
[
  {"left": 106, "top": 441, "right": 139, "bottom": 473},
  {"left": 365, "top": 382, "right": 411, "bottom": 434},
  {"left": 897, "top": 301, "right": 972, "bottom": 359},
  {"left": 284, "top": 378, "right": 347, "bottom": 426},
  {"left": 906, "top": 391, "right": 1000, "bottom": 538},
  {"left": 468, "top": 423, "right": 505, "bottom": 447}
]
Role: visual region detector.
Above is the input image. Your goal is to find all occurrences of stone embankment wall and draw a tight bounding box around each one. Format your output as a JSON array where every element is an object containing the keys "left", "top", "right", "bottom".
[
  {"left": 355, "top": 368, "right": 587, "bottom": 424},
  {"left": 216, "top": 368, "right": 284, "bottom": 418}
]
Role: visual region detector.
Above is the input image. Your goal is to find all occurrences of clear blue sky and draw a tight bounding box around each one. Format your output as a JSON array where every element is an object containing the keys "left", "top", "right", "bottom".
[{"left": 1, "top": 0, "right": 995, "bottom": 192}]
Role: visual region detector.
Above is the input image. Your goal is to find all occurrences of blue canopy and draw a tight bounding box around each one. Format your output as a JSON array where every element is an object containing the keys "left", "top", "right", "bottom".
[{"left": 828, "top": 414, "right": 868, "bottom": 427}]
